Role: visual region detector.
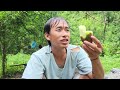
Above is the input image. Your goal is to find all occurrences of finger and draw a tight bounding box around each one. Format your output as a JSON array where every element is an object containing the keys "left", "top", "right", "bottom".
[
  {"left": 91, "top": 36, "right": 103, "bottom": 52},
  {"left": 83, "top": 44, "right": 100, "bottom": 60},
  {"left": 83, "top": 41, "right": 99, "bottom": 51},
  {"left": 83, "top": 41, "right": 101, "bottom": 53},
  {"left": 83, "top": 44, "right": 95, "bottom": 55},
  {"left": 91, "top": 36, "right": 103, "bottom": 49}
]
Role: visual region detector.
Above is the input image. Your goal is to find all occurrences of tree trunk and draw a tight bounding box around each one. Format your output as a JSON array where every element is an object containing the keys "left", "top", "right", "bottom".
[
  {"left": 103, "top": 11, "right": 108, "bottom": 43},
  {"left": 103, "top": 20, "right": 107, "bottom": 43},
  {"left": 85, "top": 11, "right": 88, "bottom": 20},
  {"left": 1, "top": 43, "right": 7, "bottom": 78},
  {"left": 1, "top": 30, "right": 7, "bottom": 78}
]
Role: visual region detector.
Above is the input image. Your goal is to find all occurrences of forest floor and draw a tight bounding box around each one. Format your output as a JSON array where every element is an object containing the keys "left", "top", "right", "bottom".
[
  {"left": 104, "top": 68, "right": 120, "bottom": 79},
  {"left": 4, "top": 68, "right": 120, "bottom": 79}
]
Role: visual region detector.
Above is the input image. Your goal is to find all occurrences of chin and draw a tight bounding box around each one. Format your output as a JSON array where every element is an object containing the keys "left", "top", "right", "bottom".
[{"left": 61, "top": 44, "right": 69, "bottom": 48}]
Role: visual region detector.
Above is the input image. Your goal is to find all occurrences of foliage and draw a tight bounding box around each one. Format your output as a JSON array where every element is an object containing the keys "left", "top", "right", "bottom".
[
  {"left": 56, "top": 11, "right": 120, "bottom": 55},
  {"left": 0, "top": 11, "right": 120, "bottom": 78},
  {"left": 0, "top": 11, "right": 56, "bottom": 77}
]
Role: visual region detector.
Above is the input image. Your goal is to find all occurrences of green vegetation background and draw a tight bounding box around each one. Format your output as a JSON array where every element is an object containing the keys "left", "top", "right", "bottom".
[{"left": 0, "top": 11, "right": 120, "bottom": 78}]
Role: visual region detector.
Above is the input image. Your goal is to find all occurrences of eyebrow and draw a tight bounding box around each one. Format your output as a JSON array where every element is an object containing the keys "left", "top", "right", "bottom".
[{"left": 56, "top": 26, "right": 69, "bottom": 28}]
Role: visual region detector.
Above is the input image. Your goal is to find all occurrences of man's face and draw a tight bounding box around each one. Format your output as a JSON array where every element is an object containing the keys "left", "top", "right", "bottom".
[{"left": 45, "top": 20, "right": 70, "bottom": 48}]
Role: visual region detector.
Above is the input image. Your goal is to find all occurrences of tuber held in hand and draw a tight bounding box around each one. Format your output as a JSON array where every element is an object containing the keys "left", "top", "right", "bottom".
[{"left": 79, "top": 25, "right": 93, "bottom": 43}]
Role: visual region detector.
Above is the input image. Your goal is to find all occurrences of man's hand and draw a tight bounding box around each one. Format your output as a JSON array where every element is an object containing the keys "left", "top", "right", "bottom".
[
  {"left": 82, "top": 35, "right": 103, "bottom": 60},
  {"left": 81, "top": 35, "right": 104, "bottom": 79}
]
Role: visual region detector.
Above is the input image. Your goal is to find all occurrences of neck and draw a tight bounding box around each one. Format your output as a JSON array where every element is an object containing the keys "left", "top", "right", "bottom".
[
  {"left": 51, "top": 46, "right": 66, "bottom": 57},
  {"left": 51, "top": 46, "right": 67, "bottom": 68}
]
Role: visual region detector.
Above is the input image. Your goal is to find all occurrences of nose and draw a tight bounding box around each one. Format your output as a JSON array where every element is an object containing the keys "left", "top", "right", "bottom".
[{"left": 62, "top": 30, "right": 69, "bottom": 37}]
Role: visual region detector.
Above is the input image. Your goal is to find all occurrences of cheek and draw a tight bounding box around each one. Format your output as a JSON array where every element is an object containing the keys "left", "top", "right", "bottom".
[
  {"left": 68, "top": 32, "right": 70, "bottom": 38},
  {"left": 50, "top": 34, "right": 59, "bottom": 41},
  {"left": 68, "top": 33, "right": 70, "bottom": 41},
  {"left": 69, "top": 33, "right": 70, "bottom": 36}
]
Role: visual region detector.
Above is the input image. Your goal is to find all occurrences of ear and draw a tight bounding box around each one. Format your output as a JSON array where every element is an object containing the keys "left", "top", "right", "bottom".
[{"left": 45, "top": 33, "right": 50, "bottom": 41}]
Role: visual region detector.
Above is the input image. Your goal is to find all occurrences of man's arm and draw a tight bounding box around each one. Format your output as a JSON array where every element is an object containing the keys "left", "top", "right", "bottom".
[
  {"left": 91, "top": 57, "right": 104, "bottom": 79},
  {"left": 82, "top": 35, "right": 104, "bottom": 79}
]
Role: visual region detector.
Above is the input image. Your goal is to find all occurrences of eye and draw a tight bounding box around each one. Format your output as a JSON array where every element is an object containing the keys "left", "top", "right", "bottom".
[
  {"left": 66, "top": 29, "right": 69, "bottom": 31},
  {"left": 56, "top": 28, "right": 61, "bottom": 32},
  {"left": 65, "top": 28, "right": 70, "bottom": 32}
]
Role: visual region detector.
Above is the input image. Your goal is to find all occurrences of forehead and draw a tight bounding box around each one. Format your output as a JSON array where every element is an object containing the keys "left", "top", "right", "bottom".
[{"left": 51, "top": 19, "right": 69, "bottom": 28}]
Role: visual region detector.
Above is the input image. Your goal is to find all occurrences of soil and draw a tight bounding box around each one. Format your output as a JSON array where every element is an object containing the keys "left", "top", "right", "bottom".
[{"left": 4, "top": 73, "right": 22, "bottom": 79}]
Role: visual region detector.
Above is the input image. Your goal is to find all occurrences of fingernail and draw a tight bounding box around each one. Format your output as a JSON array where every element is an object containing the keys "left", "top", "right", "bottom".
[{"left": 83, "top": 41, "right": 88, "bottom": 43}]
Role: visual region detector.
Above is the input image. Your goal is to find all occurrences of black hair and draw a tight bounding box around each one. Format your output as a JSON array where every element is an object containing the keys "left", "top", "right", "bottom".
[{"left": 44, "top": 17, "right": 68, "bottom": 46}]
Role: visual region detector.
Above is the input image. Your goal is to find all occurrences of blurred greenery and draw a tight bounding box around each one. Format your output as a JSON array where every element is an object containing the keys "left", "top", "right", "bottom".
[{"left": 0, "top": 11, "right": 120, "bottom": 78}]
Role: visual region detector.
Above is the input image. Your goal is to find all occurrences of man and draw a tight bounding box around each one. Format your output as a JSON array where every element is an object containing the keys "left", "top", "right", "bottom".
[{"left": 22, "top": 17, "right": 104, "bottom": 79}]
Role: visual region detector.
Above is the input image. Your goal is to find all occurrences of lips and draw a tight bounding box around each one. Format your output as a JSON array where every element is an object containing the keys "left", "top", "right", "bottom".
[{"left": 60, "top": 39, "right": 69, "bottom": 43}]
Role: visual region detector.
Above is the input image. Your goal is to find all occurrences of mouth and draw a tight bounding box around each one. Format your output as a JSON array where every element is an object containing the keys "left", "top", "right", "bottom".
[{"left": 60, "top": 39, "right": 69, "bottom": 44}]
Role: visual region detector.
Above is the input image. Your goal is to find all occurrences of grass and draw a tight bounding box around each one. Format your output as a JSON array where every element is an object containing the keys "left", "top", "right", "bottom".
[
  {"left": 0, "top": 53, "right": 120, "bottom": 78},
  {"left": 7, "top": 53, "right": 30, "bottom": 65},
  {"left": 0, "top": 53, "right": 30, "bottom": 78},
  {"left": 100, "top": 54, "right": 120, "bottom": 74}
]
